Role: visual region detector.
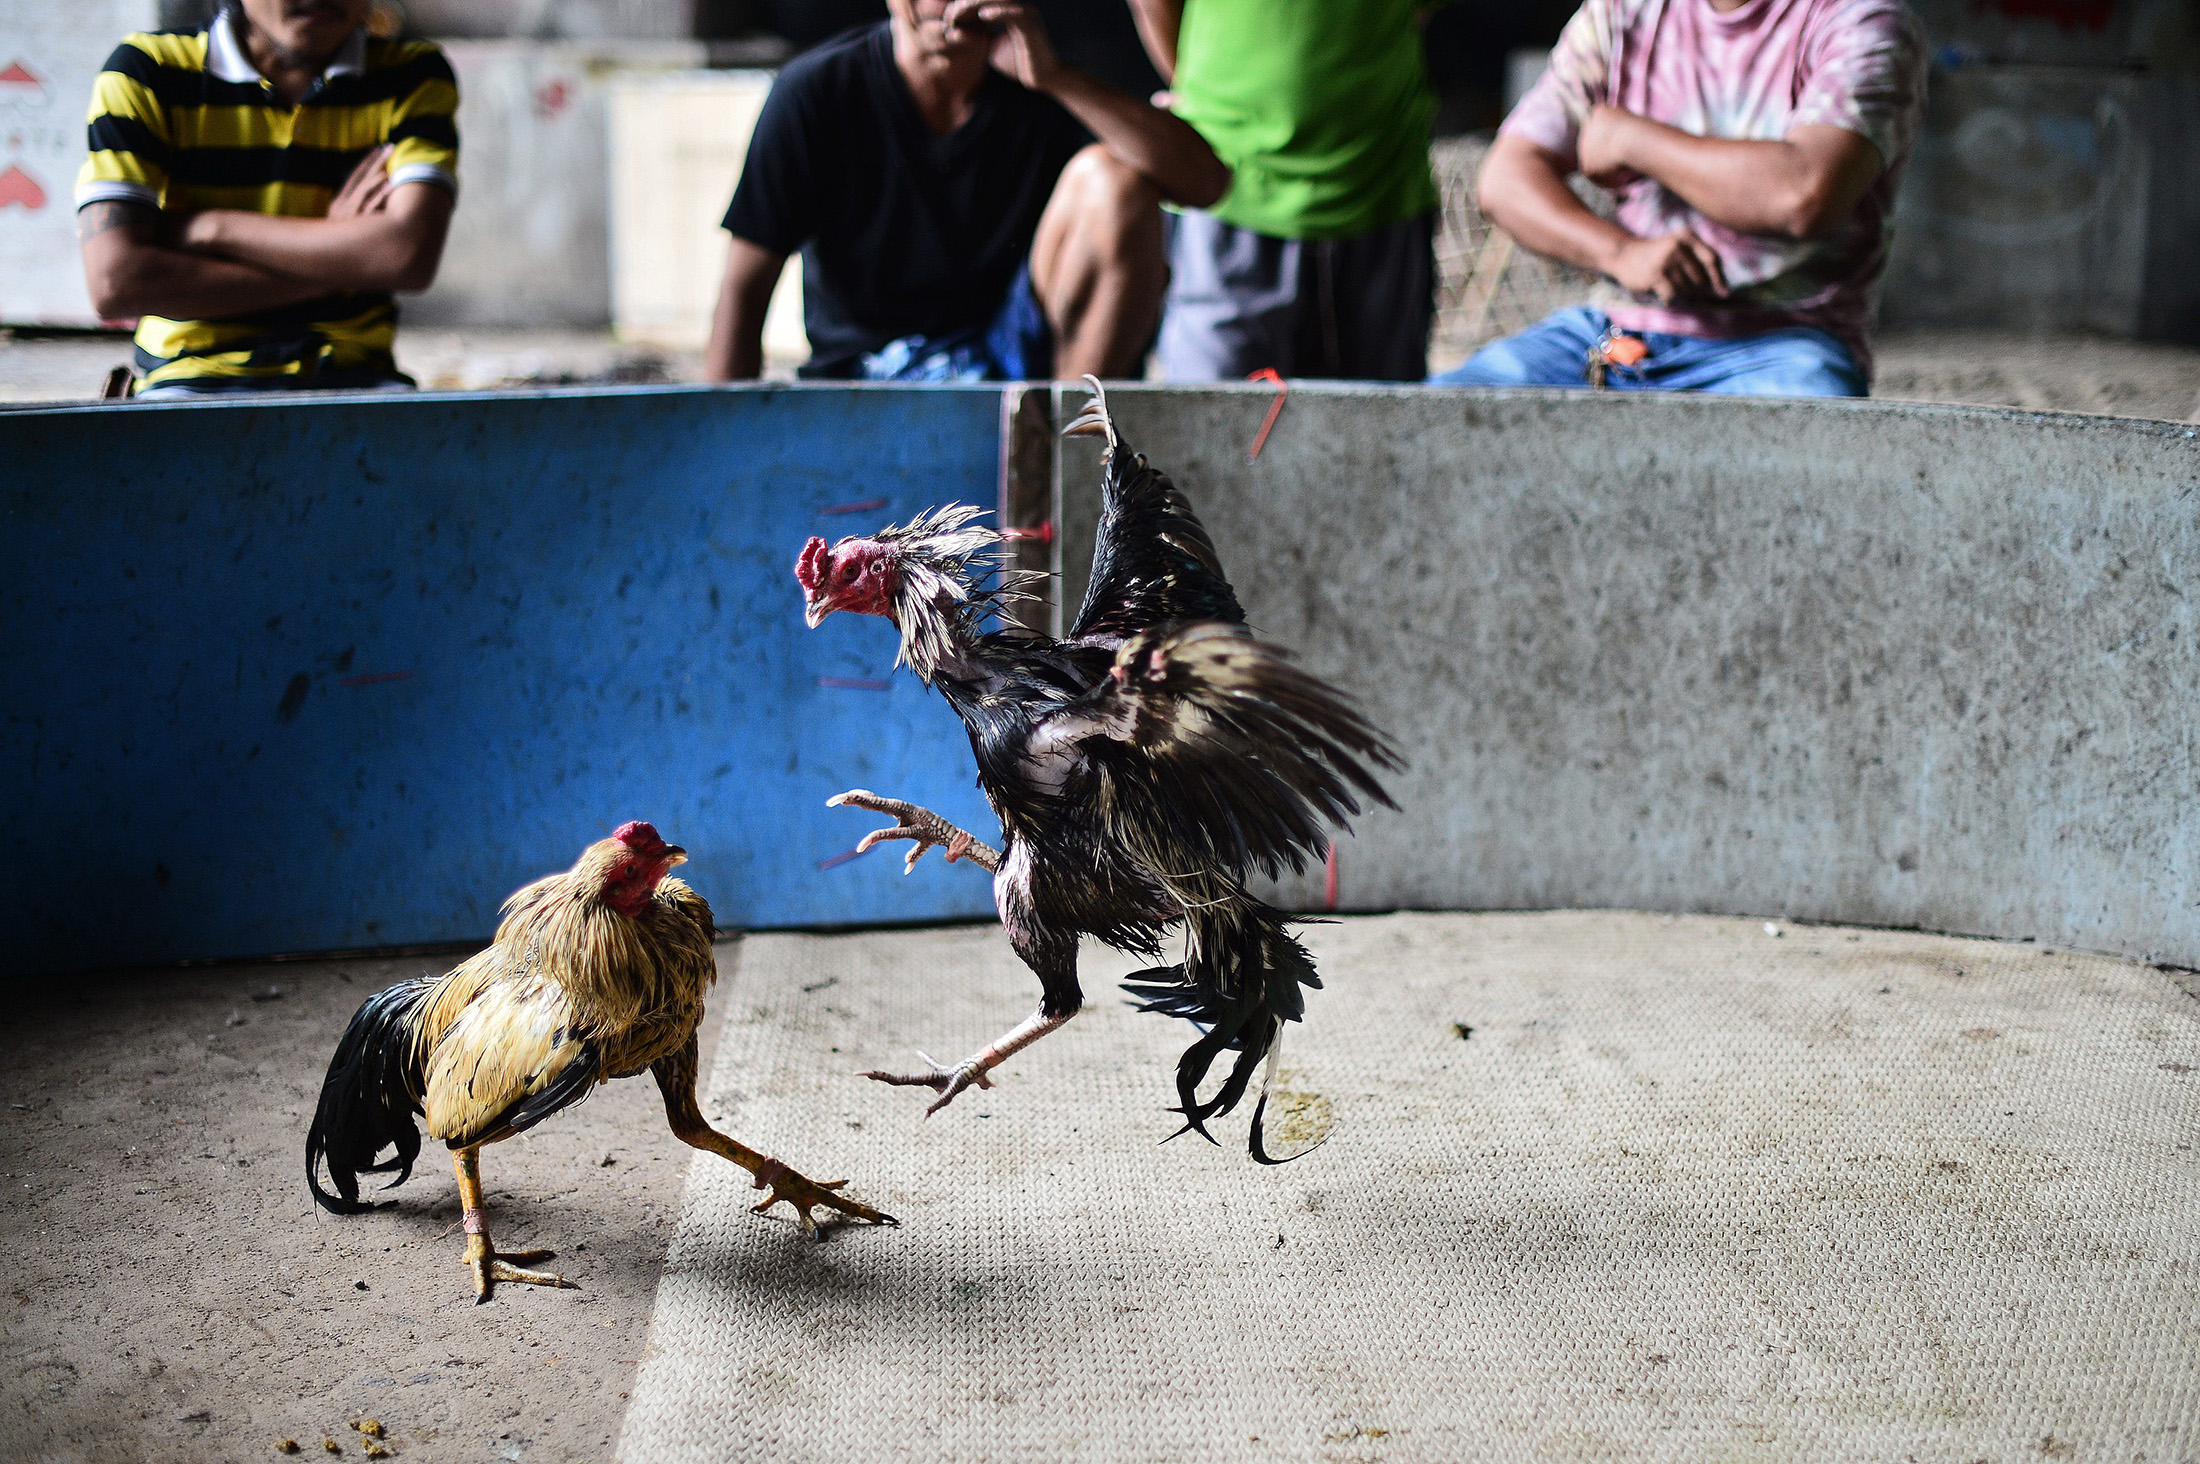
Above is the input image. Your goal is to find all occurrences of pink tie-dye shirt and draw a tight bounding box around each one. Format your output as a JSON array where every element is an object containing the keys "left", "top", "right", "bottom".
[{"left": 1504, "top": 0, "right": 1926, "bottom": 377}]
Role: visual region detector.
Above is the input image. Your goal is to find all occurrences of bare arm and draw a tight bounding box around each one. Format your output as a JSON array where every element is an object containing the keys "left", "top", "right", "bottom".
[
  {"left": 78, "top": 201, "right": 333, "bottom": 319},
  {"left": 180, "top": 183, "right": 454, "bottom": 293},
  {"left": 1578, "top": 107, "right": 1882, "bottom": 240},
  {"left": 1125, "top": 0, "right": 1181, "bottom": 85},
  {"left": 1478, "top": 131, "right": 1727, "bottom": 304},
  {"left": 953, "top": 0, "right": 1229, "bottom": 209},
  {"left": 703, "top": 235, "right": 787, "bottom": 382}
]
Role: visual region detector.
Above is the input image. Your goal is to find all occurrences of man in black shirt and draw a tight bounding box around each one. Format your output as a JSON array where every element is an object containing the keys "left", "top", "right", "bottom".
[{"left": 703, "top": 0, "right": 1228, "bottom": 381}]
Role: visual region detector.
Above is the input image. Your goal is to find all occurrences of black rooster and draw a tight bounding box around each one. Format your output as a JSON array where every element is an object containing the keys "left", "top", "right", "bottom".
[{"left": 796, "top": 381, "right": 1399, "bottom": 1159}]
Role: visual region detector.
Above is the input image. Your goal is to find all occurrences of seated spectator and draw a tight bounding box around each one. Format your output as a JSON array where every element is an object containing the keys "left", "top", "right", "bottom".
[
  {"left": 704, "top": 0, "right": 1227, "bottom": 382},
  {"left": 1131, "top": 0, "right": 1440, "bottom": 383},
  {"left": 76, "top": 0, "right": 457, "bottom": 400},
  {"left": 1432, "top": 0, "right": 1925, "bottom": 397}
]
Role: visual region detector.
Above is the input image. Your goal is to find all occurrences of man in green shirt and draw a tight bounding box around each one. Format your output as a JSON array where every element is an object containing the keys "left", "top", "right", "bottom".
[{"left": 1131, "top": 0, "right": 1438, "bottom": 380}]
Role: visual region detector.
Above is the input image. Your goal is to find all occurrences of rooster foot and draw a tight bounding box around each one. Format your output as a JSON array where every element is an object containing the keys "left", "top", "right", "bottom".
[
  {"left": 828, "top": 790, "right": 1002, "bottom": 874},
  {"left": 749, "top": 1157, "right": 898, "bottom": 1238},
  {"left": 464, "top": 1240, "right": 578, "bottom": 1304},
  {"left": 859, "top": 1049, "right": 996, "bottom": 1117}
]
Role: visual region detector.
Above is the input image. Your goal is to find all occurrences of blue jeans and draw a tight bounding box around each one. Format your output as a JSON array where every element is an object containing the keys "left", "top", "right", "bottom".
[
  {"left": 841, "top": 261, "right": 1053, "bottom": 383},
  {"left": 1430, "top": 306, "right": 1865, "bottom": 397}
]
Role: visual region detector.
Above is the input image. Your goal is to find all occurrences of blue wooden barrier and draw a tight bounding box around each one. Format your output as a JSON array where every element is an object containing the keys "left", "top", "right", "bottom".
[{"left": 0, "top": 385, "right": 1006, "bottom": 978}]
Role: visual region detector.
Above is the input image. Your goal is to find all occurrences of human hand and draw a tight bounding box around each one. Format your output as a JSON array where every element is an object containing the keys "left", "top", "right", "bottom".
[
  {"left": 327, "top": 145, "right": 395, "bottom": 220},
  {"left": 1577, "top": 104, "right": 1644, "bottom": 188},
  {"left": 943, "top": 0, "right": 1063, "bottom": 91},
  {"left": 1605, "top": 230, "right": 1729, "bottom": 303}
]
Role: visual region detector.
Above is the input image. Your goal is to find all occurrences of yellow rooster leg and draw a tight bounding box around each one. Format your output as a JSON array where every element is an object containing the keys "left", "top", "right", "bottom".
[
  {"left": 452, "top": 1147, "right": 580, "bottom": 1304},
  {"left": 652, "top": 1038, "right": 898, "bottom": 1239}
]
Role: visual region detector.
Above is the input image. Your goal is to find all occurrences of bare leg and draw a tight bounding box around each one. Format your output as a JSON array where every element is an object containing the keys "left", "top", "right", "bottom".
[
  {"left": 861, "top": 1005, "right": 1074, "bottom": 1117},
  {"left": 452, "top": 1146, "right": 576, "bottom": 1304},
  {"left": 1029, "top": 144, "right": 1167, "bottom": 381},
  {"left": 829, "top": 789, "right": 1002, "bottom": 874},
  {"left": 651, "top": 1038, "right": 895, "bottom": 1238}
]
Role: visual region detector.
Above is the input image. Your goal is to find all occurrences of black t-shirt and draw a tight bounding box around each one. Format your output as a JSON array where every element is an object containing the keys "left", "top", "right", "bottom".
[{"left": 722, "top": 24, "right": 1091, "bottom": 376}]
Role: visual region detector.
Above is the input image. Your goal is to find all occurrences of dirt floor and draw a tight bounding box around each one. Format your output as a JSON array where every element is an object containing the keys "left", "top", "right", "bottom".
[{"left": 0, "top": 941, "right": 756, "bottom": 1464}]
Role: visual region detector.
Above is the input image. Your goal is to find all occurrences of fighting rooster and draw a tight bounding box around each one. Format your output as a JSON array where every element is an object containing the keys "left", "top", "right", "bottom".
[
  {"left": 306, "top": 821, "right": 892, "bottom": 1302},
  {"left": 797, "top": 381, "right": 1399, "bottom": 1159}
]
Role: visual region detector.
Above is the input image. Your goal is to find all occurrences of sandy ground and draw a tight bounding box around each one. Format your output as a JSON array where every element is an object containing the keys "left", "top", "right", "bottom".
[
  {"left": 0, "top": 941, "right": 767, "bottom": 1464},
  {"left": 3, "top": 326, "right": 2198, "bottom": 421}
]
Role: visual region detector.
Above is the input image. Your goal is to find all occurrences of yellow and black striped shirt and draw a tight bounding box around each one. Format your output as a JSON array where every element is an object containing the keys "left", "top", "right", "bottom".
[{"left": 76, "top": 14, "right": 458, "bottom": 390}]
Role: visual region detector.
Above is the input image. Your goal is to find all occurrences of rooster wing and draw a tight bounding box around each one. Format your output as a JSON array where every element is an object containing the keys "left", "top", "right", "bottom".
[
  {"left": 1027, "top": 621, "right": 1400, "bottom": 881},
  {"left": 1064, "top": 382, "right": 1246, "bottom": 649},
  {"left": 420, "top": 949, "right": 602, "bottom": 1152}
]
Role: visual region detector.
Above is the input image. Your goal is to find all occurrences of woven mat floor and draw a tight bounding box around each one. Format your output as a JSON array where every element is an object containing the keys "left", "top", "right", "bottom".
[{"left": 617, "top": 911, "right": 2200, "bottom": 1463}]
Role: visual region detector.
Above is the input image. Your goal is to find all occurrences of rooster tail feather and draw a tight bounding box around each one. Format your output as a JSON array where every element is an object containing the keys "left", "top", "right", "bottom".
[
  {"left": 305, "top": 975, "right": 436, "bottom": 1215},
  {"left": 1119, "top": 902, "right": 1319, "bottom": 1150}
]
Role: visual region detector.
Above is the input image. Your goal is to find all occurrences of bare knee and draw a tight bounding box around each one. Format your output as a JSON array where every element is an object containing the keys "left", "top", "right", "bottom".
[{"left": 1045, "top": 145, "right": 1162, "bottom": 257}]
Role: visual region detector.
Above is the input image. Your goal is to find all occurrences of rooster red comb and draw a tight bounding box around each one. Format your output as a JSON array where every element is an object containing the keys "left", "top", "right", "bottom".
[
  {"left": 796, "top": 536, "right": 830, "bottom": 597},
  {"left": 612, "top": 820, "right": 667, "bottom": 854}
]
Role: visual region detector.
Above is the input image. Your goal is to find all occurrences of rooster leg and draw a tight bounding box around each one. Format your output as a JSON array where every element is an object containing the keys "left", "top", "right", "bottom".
[
  {"left": 452, "top": 1147, "right": 578, "bottom": 1304},
  {"left": 652, "top": 1038, "right": 897, "bottom": 1239},
  {"left": 828, "top": 790, "right": 1002, "bottom": 874},
  {"left": 860, "top": 1006, "right": 1073, "bottom": 1117}
]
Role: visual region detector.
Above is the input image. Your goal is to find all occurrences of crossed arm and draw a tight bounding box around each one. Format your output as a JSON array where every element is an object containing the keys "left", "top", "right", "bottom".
[
  {"left": 1480, "top": 109, "right": 1883, "bottom": 304},
  {"left": 79, "top": 147, "right": 454, "bottom": 319}
]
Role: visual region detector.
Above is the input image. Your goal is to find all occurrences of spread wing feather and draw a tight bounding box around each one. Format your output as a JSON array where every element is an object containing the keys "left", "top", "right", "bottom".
[
  {"left": 1031, "top": 621, "right": 1400, "bottom": 880},
  {"left": 1065, "top": 381, "right": 1246, "bottom": 646}
]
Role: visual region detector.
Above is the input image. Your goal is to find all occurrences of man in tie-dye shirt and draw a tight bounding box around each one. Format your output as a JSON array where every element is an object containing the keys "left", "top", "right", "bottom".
[{"left": 1433, "top": 0, "right": 1925, "bottom": 396}]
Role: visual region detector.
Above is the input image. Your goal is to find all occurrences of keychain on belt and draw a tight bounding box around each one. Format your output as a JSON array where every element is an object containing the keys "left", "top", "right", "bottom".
[{"left": 1584, "top": 328, "right": 1649, "bottom": 388}]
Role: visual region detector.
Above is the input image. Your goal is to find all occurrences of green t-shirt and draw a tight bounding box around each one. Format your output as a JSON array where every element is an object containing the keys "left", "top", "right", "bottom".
[{"left": 1172, "top": 0, "right": 1438, "bottom": 240}]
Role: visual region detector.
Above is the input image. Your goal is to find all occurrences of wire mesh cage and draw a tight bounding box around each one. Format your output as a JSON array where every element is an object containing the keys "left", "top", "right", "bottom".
[{"left": 1429, "top": 135, "right": 1615, "bottom": 373}]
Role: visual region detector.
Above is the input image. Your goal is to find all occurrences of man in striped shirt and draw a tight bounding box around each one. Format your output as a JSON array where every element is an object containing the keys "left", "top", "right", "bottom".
[{"left": 75, "top": 0, "right": 458, "bottom": 398}]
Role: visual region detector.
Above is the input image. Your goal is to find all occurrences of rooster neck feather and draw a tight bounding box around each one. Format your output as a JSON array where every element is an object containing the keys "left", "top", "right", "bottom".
[
  {"left": 490, "top": 872, "right": 715, "bottom": 1031},
  {"left": 875, "top": 505, "right": 1046, "bottom": 683}
]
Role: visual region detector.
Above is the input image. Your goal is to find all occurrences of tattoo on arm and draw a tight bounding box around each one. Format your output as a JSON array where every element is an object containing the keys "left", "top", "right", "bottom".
[{"left": 76, "top": 201, "right": 155, "bottom": 244}]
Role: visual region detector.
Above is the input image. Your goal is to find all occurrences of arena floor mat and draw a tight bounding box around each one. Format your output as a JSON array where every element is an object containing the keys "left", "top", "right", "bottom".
[{"left": 618, "top": 911, "right": 2200, "bottom": 1463}]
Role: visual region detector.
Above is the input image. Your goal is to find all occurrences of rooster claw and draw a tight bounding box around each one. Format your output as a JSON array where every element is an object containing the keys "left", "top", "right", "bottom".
[
  {"left": 829, "top": 790, "right": 1000, "bottom": 874},
  {"left": 466, "top": 1244, "right": 578, "bottom": 1303},
  {"left": 858, "top": 1049, "right": 997, "bottom": 1116},
  {"left": 748, "top": 1157, "right": 897, "bottom": 1238}
]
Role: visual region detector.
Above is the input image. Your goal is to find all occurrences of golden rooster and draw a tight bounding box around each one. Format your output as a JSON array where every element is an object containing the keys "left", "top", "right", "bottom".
[{"left": 306, "top": 821, "right": 892, "bottom": 1302}]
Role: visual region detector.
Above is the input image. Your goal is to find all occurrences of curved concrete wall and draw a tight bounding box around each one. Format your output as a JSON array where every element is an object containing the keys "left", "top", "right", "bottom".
[
  {"left": 1055, "top": 387, "right": 2200, "bottom": 969},
  {"left": 0, "top": 386, "right": 1004, "bottom": 979}
]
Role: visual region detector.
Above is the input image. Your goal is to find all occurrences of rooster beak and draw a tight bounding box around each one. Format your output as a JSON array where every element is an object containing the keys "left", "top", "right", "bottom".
[
  {"left": 804, "top": 597, "right": 833, "bottom": 629},
  {"left": 662, "top": 845, "right": 687, "bottom": 866}
]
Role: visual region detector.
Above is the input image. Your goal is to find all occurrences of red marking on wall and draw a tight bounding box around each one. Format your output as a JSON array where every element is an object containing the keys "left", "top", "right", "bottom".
[
  {"left": 0, "top": 165, "right": 46, "bottom": 212},
  {"left": 817, "top": 676, "right": 892, "bottom": 691},
  {"left": 1976, "top": 0, "right": 2114, "bottom": 29},
  {"left": 1000, "top": 522, "right": 1053, "bottom": 544},
  {"left": 340, "top": 671, "right": 412, "bottom": 687},
  {"left": 821, "top": 497, "right": 888, "bottom": 516},
  {"left": 0, "top": 61, "right": 44, "bottom": 90},
  {"left": 1246, "top": 368, "right": 1289, "bottom": 463},
  {"left": 816, "top": 846, "right": 874, "bottom": 871},
  {"left": 533, "top": 78, "right": 572, "bottom": 119}
]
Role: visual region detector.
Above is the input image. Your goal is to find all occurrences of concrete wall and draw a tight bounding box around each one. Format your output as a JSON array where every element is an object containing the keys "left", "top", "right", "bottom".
[
  {"left": 1055, "top": 386, "right": 2200, "bottom": 969},
  {"left": 1880, "top": 66, "right": 2199, "bottom": 339},
  {"left": 7, "top": 383, "right": 2196, "bottom": 977},
  {"left": 607, "top": 71, "right": 805, "bottom": 358},
  {"left": 0, "top": 0, "right": 162, "bottom": 327},
  {"left": 0, "top": 385, "right": 1004, "bottom": 979},
  {"left": 409, "top": 40, "right": 706, "bottom": 329}
]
